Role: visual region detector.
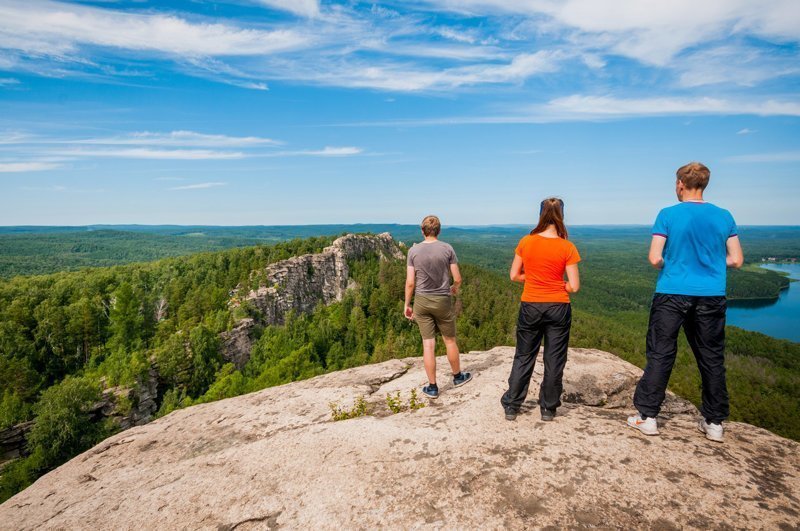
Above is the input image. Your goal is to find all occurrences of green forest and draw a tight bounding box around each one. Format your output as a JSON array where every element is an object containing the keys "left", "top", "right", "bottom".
[{"left": 0, "top": 227, "right": 798, "bottom": 503}]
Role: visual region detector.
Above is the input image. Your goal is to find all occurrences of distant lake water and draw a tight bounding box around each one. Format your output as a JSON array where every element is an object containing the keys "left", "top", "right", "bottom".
[{"left": 727, "top": 264, "right": 800, "bottom": 343}]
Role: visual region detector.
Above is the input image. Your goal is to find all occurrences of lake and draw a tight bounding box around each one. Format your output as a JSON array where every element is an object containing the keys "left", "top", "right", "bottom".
[{"left": 727, "top": 263, "right": 800, "bottom": 343}]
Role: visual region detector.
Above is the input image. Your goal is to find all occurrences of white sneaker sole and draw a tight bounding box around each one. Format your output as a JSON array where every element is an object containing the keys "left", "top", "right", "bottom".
[
  {"left": 626, "top": 420, "right": 659, "bottom": 436},
  {"left": 697, "top": 423, "right": 724, "bottom": 443}
]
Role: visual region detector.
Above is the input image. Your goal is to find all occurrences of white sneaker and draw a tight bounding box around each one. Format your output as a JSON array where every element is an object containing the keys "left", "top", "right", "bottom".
[
  {"left": 626, "top": 413, "right": 659, "bottom": 436},
  {"left": 698, "top": 418, "right": 724, "bottom": 442}
]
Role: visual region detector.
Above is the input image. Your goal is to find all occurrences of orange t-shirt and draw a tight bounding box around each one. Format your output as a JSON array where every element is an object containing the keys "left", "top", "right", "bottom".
[{"left": 516, "top": 234, "right": 581, "bottom": 303}]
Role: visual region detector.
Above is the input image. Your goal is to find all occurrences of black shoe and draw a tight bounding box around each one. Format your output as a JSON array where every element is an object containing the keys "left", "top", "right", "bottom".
[
  {"left": 541, "top": 409, "right": 555, "bottom": 421},
  {"left": 421, "top": 384, "right": 439, "bottom": 399},
  {"left": 453, "top": 371, "right": 473, "bottom": 387},
  {"left": 504, "top": 407, "right": 517, "bottom": 421}
]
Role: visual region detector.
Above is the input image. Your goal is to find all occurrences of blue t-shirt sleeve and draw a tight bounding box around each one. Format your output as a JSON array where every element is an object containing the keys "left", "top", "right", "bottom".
[
  {"left": 652, "top": 209, "right": 669, "bottom": 238},
  {"left": 727, "top": 212, "right": 738, "bottom": 238}
]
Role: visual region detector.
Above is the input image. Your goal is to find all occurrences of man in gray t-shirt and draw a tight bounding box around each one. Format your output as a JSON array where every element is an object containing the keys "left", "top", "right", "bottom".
[
  {"left": 404, "top": 215, "right": 472, "bottom": 399},
  {"left": 407, "top": 240, "right": 457, "bottom": 296}
]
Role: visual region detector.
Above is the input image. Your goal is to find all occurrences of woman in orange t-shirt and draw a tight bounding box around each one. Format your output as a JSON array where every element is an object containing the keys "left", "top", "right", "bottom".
[{"left": 501, "top": 198, "right": 581, "bottom": 422}]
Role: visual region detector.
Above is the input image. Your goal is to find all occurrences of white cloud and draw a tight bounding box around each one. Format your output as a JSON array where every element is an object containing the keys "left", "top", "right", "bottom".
[
  {"left": 268, "top": 146, "right": 364, "bottom": 157},
  {"left": 0, "top": 132, "right": 32, "bottom": 144},
  {"left": 169, "top": 182, "right": 228, "bottom": 190},
  {"left": 417, "top": 0, "right": 800, "bottom": 65},
  {"left": 736, "top": 128, "right": 756, "bottom": 135},
  {"left": 71, "top": 131, "right": 280, "bottom": 147},
  {"left": 278, "top": 50, "right": 561, "bottom": 91},
  {"left": 19, "top": 184, "right": 66, "bottom": 191},
  {"left": 675, "top": 46, "right": 800, "bottom": 88},
  {"left": 725, "top": 151, "right": 800, "bottom": 163},
  {"left": 533, "top": 95, "right": 800, "bottom": 120},
  {"left": 0, "top": 78, "right": 20, "bottom": 86},
  {"left": 0, "top": 1, "right": 309, "bottom": 57},
  {"left": 254, "top": 0, "right": 320, "bottom": 17},
  {"left": 49, "top": 148, "right": 245, "bottom": 160},
  {"left": 338, "top": 95, "right": 800, "bottom": 126},
  {"left": 0, "top": 161, "right": 61, "bottom": 172}
]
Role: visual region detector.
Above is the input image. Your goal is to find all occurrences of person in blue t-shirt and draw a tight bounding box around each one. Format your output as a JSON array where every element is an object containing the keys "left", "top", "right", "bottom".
[{"left": 627, "top": 162, "right": 744, "bottom": 443}]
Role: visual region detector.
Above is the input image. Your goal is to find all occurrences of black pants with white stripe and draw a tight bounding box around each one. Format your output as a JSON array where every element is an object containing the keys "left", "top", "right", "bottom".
[
  {"left": 634, "top": 293, "right": 729, "bottom": 424},
  {"left": 501, "top": 302, "right": 572, "bottom": 413}
]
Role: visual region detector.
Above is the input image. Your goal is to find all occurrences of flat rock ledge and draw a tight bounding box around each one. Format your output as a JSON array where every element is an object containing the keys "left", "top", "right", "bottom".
[{"left": 1, "top": 347, "right": 798, "bottom": 530}]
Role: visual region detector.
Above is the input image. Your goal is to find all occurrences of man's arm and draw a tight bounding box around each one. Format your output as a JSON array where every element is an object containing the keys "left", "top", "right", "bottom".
[
  {"left": 404, "top": 266, "right": 415, "bottom": 319},
  {"left": 450, "top": 263, "right": 462, "bottom": 295},
  {"left": 648, "top": 236, "right": 666, "bottom": 269},
  {"left": 509, "top": 254, "right": 525, "bottom": 282},
  {"left": 726, "top": 236, "right": 744, "bottom": 269}
]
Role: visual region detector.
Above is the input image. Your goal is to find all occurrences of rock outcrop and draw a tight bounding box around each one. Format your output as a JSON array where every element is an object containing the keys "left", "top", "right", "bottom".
[
  {"left": 0, "top": 370, "right": 159, "bottom": 472},
  {"left": 2, "top": 347, "right": 798, "bottom": 530},
  {"left": 0, "top": 421, "right": 34, "bottom": 466},
  {"left": 221, "top": 233, "right": 404, "bottom": 368},
  {"left": 93, "top": 369, "right": 160, "bottom": 430}
]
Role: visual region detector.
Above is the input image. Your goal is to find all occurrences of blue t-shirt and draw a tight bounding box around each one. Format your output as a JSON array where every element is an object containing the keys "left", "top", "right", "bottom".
[{"left": 652, "top": 202, "right": 738, "bottom": 296}]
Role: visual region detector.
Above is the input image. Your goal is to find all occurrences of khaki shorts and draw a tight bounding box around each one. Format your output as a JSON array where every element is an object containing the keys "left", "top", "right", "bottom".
[{"left": 413, "top": 294, "right": 456, "bottom": 340}]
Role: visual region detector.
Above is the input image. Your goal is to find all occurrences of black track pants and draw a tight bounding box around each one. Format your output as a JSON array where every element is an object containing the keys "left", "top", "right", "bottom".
[
  {"left": 633, "top": 294, "right": 729, "bottom": 423},
  {"left": 501, "top": 302, "right": 572, "bottom": 413}
]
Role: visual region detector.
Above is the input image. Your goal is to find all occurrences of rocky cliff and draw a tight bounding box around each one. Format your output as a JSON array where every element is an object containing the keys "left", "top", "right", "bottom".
[
  {"left": 2, "top": 347, "right": 797, "bottom": 530},
  {"left": 1, "top": 233, "right": 403, "bottom": 474},
  {"left": 221, "top": 233, "right": 404, "bottom": 367}
]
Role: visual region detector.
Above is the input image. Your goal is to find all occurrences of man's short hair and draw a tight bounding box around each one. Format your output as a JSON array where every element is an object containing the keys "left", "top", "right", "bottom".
[
  {"left": 421, "top": 215, "right": 441, "bottom": 237},
  {"left": 676, "top": 162, "right": 711, "bottom": 191}
]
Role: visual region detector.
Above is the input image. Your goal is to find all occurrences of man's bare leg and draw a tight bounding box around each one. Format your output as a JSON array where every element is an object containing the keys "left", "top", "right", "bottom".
[
  {"left": 422, "top": 338, "right": 437, "bottom": 384},
  {"left": 442, "top": 335, "right": 461, "bottom": 375}
]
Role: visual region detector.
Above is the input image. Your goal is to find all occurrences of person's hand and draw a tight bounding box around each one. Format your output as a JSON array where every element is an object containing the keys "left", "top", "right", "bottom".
[
  {"left": 404, "top": 305, "right": 414, "bottom": 320},
  {"left": 450, "top": 284, "right": 460, "bottom": 296},
  {"left": 564, "top": 281, "right": 573, "bottom": 293}
]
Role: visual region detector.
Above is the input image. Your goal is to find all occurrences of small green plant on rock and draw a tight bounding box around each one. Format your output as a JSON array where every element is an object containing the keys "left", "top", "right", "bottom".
[
  {"left": 330, "top": 395, "right": 368, "bottom": 421},
  {"left": 385, "top": 389, "right": 426, "bottom": 414},
  {"left": 386, "top": 391, "right": 403, "bottom": 414},
  {"left": 408, "top": 388, "right": 425, "bottom": 410}
]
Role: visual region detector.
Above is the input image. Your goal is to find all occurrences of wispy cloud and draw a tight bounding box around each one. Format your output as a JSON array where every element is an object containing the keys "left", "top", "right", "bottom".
[
  {"left": 0, "top": 161, "right": 61, "bottom": 172},
  {"left": 532, "top": 95, "right": 800, "bottom": 120},
  {"left": 737, "top": 128, "right": 757, "bottom": 135},
  {"left": 19, "top": 184, "right": 66, "bottom": 192},
  {"left": 253, "top": 0, "right": 320, "bottom": 17},
  {"left": 49, "top": 148, "right": 245, "bottom": 160},
  {"left": 271, "top": 50, "right": 562, "bottom": 91},
  {"left": 268, "top": 146, "right": 363, "bottom": 157},
  {"left": 0, "top": 1, "right": 309, "bottom": 57},
  {"left": 169, "top": 182, "right": 227, "bottom": 190},
  {"left": 0, "top": 78, "right": 20, "bottom": 86},
  {"left": 725, "top": 151, "right": 800, "bottom": 163},
  {"left": 416, "top": 0, "right": 800, "bottom": 65},
  {"left": 675, "top": 45, "right": 800, "bottom": 88},
  {"left": 70, "top": 131, "right": 281, "bottom": 148},
  {"left": 334, "top": 95, "right": 800, "bottom": 126}
]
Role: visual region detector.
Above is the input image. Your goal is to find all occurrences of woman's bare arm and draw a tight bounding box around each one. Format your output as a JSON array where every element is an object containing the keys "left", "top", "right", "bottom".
[{"left": 509, "top": 254, "right": 525, "bottom": 283}]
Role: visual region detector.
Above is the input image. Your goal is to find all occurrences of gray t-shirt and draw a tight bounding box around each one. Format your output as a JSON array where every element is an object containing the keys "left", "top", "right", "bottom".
[{"left": 407, "top": 240, "right": 458, "bottom": 296}]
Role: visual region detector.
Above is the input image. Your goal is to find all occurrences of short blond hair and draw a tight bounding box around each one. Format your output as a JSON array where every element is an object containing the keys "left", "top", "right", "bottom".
[
  {"left": 420, "top": 215, "right": 441, "bottom": 237},
  {"left": 677, "top": 162, "right": 710, "bottom": 191}
]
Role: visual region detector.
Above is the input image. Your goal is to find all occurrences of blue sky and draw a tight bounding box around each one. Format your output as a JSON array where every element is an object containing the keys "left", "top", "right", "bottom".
[{"left": 0, "top": 0, "right": 798, "bottom": 226}]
